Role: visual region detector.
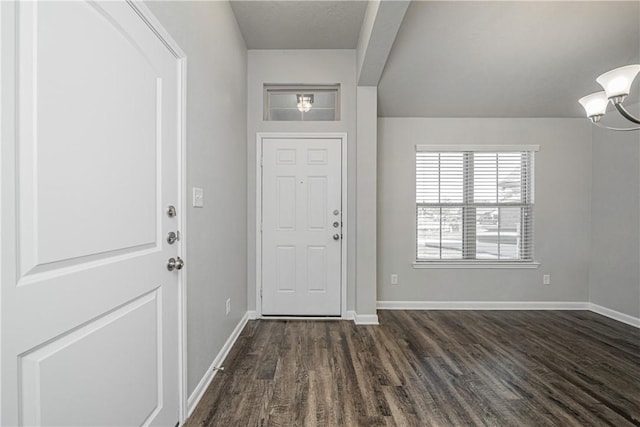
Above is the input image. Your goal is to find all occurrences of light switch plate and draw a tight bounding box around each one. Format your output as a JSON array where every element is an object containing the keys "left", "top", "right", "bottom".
[{"left": 193, "top": 187, "right": 204, "bottom": 208}]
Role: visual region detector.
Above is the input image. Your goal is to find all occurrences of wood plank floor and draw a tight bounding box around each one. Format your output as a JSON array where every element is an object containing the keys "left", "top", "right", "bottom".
[{"left": 186, "top": 311, "right": 640, "bottom": 426}]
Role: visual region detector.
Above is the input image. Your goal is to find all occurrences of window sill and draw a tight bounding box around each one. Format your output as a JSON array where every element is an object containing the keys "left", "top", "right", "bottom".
[{"left": 412, "top": 261, "right": 540, "bottom": 269}]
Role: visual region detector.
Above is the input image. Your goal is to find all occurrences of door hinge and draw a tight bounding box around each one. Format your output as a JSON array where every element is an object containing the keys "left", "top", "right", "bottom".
[
  {"left": 260, "top": 156, "right": 263, "bottom": 167},
  {"left": 260, "top": 286, "right": 263, "bottom": 298}
]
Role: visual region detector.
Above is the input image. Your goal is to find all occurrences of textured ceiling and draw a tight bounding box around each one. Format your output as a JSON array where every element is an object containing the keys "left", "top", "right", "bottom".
[
  {"left": 230, "top": 1, "right": 368, "bottom": 49},
  {"left": 378, "top": 1, "right": 640, "bottom": 117},
  {"left": 229, "top": 1, "right": 640, "bottom": 118}
]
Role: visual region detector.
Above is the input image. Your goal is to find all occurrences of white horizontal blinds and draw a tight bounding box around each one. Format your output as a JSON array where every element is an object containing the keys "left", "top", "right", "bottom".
[
  {"left": 473, "top": 153, "right": 524, "bottom": 204},
  {"left": 416, "top": 153, "right": 463, "bottom": 203},
  {"left": 416, "top": 149, "right": 535, "bottom": 261},
  {"left": 416, "top": 153, "right": 464, "bottom": 260}
]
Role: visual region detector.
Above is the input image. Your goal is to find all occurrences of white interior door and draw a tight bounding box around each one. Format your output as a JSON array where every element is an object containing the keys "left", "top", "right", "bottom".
[
  {"left": 1, "top": 2, "right": 182, "bottom": 426},
  {"left": 261, "top": 137, "right": 342, "bottom": 316}
]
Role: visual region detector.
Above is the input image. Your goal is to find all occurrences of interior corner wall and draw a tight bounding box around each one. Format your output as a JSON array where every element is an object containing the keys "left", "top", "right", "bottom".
[
  {"left": 377, "top": 118, "right": 592, "bottom": 303},
  {"left": 589, "top": 102, "right": 640, "bottom": 318},
  {"left": 145, "top": 1, "right": 248, "bottom": 397},
  {"left": 246, "top": 50, "right": 357, "bottom": 313}
]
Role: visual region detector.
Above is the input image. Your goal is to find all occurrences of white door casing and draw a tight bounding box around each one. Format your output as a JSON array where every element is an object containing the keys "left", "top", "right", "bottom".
[
  {"left": 1, "top": 2, "right": 185, "bottom": 426},
  {"left": 261, "top": 137, "right": 343, "bottom": 316}
]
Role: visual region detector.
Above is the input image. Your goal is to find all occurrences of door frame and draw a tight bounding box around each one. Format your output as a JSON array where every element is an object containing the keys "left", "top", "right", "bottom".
[
  {"left": 0, "top": 1, "right": 190, "bottom": 424},
  {"left": 127, "top": 3, "right": 190, "bottom": 423},
  {"left": 255, "top": 132, "right": 348, "bottom": 319}
]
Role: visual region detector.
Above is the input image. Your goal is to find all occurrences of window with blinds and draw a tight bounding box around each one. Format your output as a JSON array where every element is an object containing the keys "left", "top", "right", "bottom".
[{"left": 416, "top": 145, "right": 537, "bottom": 263}]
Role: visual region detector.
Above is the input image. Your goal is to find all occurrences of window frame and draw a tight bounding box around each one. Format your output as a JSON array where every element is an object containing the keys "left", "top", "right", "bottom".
[
  {"left": 413, "top": 144, "right": 540, "bottom": 269},
  {"left": 263, "top": 84, "right": 341, "bottom": 121}
]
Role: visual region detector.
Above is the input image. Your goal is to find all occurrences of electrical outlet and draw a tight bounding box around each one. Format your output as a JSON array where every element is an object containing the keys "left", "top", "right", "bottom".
[
  {"left": 225, "top": 298, "right": 231, "bottom": 315},
  {"left": 391, "top": 274, "right": 398, "bottom": 285},
  {"left": 543, "top": 274, "right": 551, "bottom": 285}
]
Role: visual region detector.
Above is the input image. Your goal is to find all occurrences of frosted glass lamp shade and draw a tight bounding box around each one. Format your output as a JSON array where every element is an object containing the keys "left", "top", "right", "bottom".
[
  {"left": 296, "top": 94, "right": 314, "bottom": 112},
  {"left": 596, "top": 64, "right": 640, "bottom": 98},
  {"left": 578, "top": 91, "right": 609, "bottom": 117}
]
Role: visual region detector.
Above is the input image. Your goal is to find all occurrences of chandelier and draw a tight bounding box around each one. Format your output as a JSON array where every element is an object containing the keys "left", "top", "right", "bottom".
[{"left": 578, "top": 64, "right": 640, "bottom": 131}]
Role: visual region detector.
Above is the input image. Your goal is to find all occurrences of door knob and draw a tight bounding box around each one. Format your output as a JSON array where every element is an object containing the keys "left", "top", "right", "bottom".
[
  {"left": 167, "top": 256, "right": 184, "bottom": 271},
  {"left": 333, "top": 234, "right": 340, "bottom": 240}
]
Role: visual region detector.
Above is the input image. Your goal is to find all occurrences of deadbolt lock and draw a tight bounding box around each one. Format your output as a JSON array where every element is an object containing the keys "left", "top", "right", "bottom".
[
  {"left": 167, "top": 205, "right": 177, "bottom": 218},
  {"left": 333, "top": 221, "right": 340, "bottom": 228},
  {"left": 167, "top": 231, "right": 180, "bottom": 245}
]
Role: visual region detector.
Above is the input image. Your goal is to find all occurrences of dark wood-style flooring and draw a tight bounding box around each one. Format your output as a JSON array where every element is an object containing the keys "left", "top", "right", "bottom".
[{"left": 186, "top": 310, "right": 640, "bottom": 426}]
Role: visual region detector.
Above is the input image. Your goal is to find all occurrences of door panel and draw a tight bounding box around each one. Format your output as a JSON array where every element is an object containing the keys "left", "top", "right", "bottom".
[
  {"left": 276, "top": 177, "right": 296, "bottom": 230},
  {"left": 18, "top": 1, "right": 161, "bottom": 276},
  {"left": 262, "top": 138, "right": 342, "bottom": 316},
  {"left": 276, "top": 246, "right": 296, "bottom": 292},
  {"left": 306, "top": 246, "right": 326, "bottom": 291},
  {"left": 21, "top": 291, "right": 161, "bottom": 426},
  {"left": 2, "top": 2, "right": 181, "bottom": 426},
  {"left": 307, "top": 177, "right": 327, "bottom": 229}
]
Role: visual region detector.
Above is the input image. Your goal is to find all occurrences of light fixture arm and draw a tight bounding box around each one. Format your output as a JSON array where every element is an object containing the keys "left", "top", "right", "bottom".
[
  {"left": 613, "top": 102, "right": 640, "bottom": 125},
  {"left": 592, "top": 121, "right": 640, "bottom": 132}
]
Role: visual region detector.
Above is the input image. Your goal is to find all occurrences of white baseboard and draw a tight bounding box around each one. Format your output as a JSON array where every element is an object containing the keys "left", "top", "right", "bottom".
[
  {"left": 377, "top": 300, "right": 589, "bottom": 310},
  {"left": 375, "top": 300, "right": 640, "bottom": 329},
  {"left": 249, "top": 310, "right": 378, "bottom": 325},
  {"left": 354, "top": 313, "right": 379, "bottom": 325},
  {"left": 187, "top": 311, "right": 250, "bottom": 417},
  {"left": 589, "top": 303, "right": 640, "bottom": 328},
  {"left": 247, "top": 310, "right": 259, "bottom": 320},
  {"left": 345, "top": 310, "right": 379, "bottom": 325},
  {"left": 346, "top": 310, "right": 379, "bottom": 325}
]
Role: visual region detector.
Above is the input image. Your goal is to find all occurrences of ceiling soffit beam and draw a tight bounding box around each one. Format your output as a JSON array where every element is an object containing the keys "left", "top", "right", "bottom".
[{"left": 356, "top": 0, "right": 410, "bottom": 87}]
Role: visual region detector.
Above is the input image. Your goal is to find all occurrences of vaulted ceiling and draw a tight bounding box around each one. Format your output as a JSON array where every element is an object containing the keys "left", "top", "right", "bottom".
[
  {"left": 378, "top": 1, "right": 640, "bottom": 118},
  {"left": 230, "top": 1, "right": 640, "bottom": 118}
]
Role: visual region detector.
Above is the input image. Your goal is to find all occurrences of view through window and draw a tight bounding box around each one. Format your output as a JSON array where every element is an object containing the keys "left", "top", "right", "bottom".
[{"left": 416, "top": 147, "right": 536, "bottom": 262}]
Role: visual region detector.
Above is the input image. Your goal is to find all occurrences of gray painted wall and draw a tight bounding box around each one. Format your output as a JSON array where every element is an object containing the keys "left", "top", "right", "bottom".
[
  {"left": 146, "top": 1, "right": 248, "bottom": 396},
  {"left": 356, "top": 87, "right": 378, "bottom": 315},
  {"left": 246, "top": 50, "right": 358, "bottom": 312},
  {"left": 589, "top": 103, "right": 640, "bottom": 318},
  {"left": 378, "top": 118, "right": 592, "bottom": 303}
]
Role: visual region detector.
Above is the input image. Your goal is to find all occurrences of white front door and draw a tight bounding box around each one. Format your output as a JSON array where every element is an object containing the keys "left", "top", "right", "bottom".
[
  {"left": 261, "top": 137, "right": 342, "bottom": 316},
  {"left": 1, "top": 2, "right": 182, "bottom": 426}
]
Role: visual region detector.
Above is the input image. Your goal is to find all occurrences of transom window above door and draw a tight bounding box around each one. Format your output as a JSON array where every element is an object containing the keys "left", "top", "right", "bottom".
[
  {"left": 264, "top": 84, "right": 340, "bottom": 121},
  {"left": 414, "top": 145, "right": 539, "bottom": 268}
]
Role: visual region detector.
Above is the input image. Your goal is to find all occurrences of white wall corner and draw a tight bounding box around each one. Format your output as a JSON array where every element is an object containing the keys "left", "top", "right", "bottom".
[
  {"left": 247, "top": 310, "right": 259, "bottom": 320},
  {"left": 187, "top": 311, "right": 250, "bottom": 416},
  {"left": 589, "top": 303, "right": 640, "bottom": 328}
]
